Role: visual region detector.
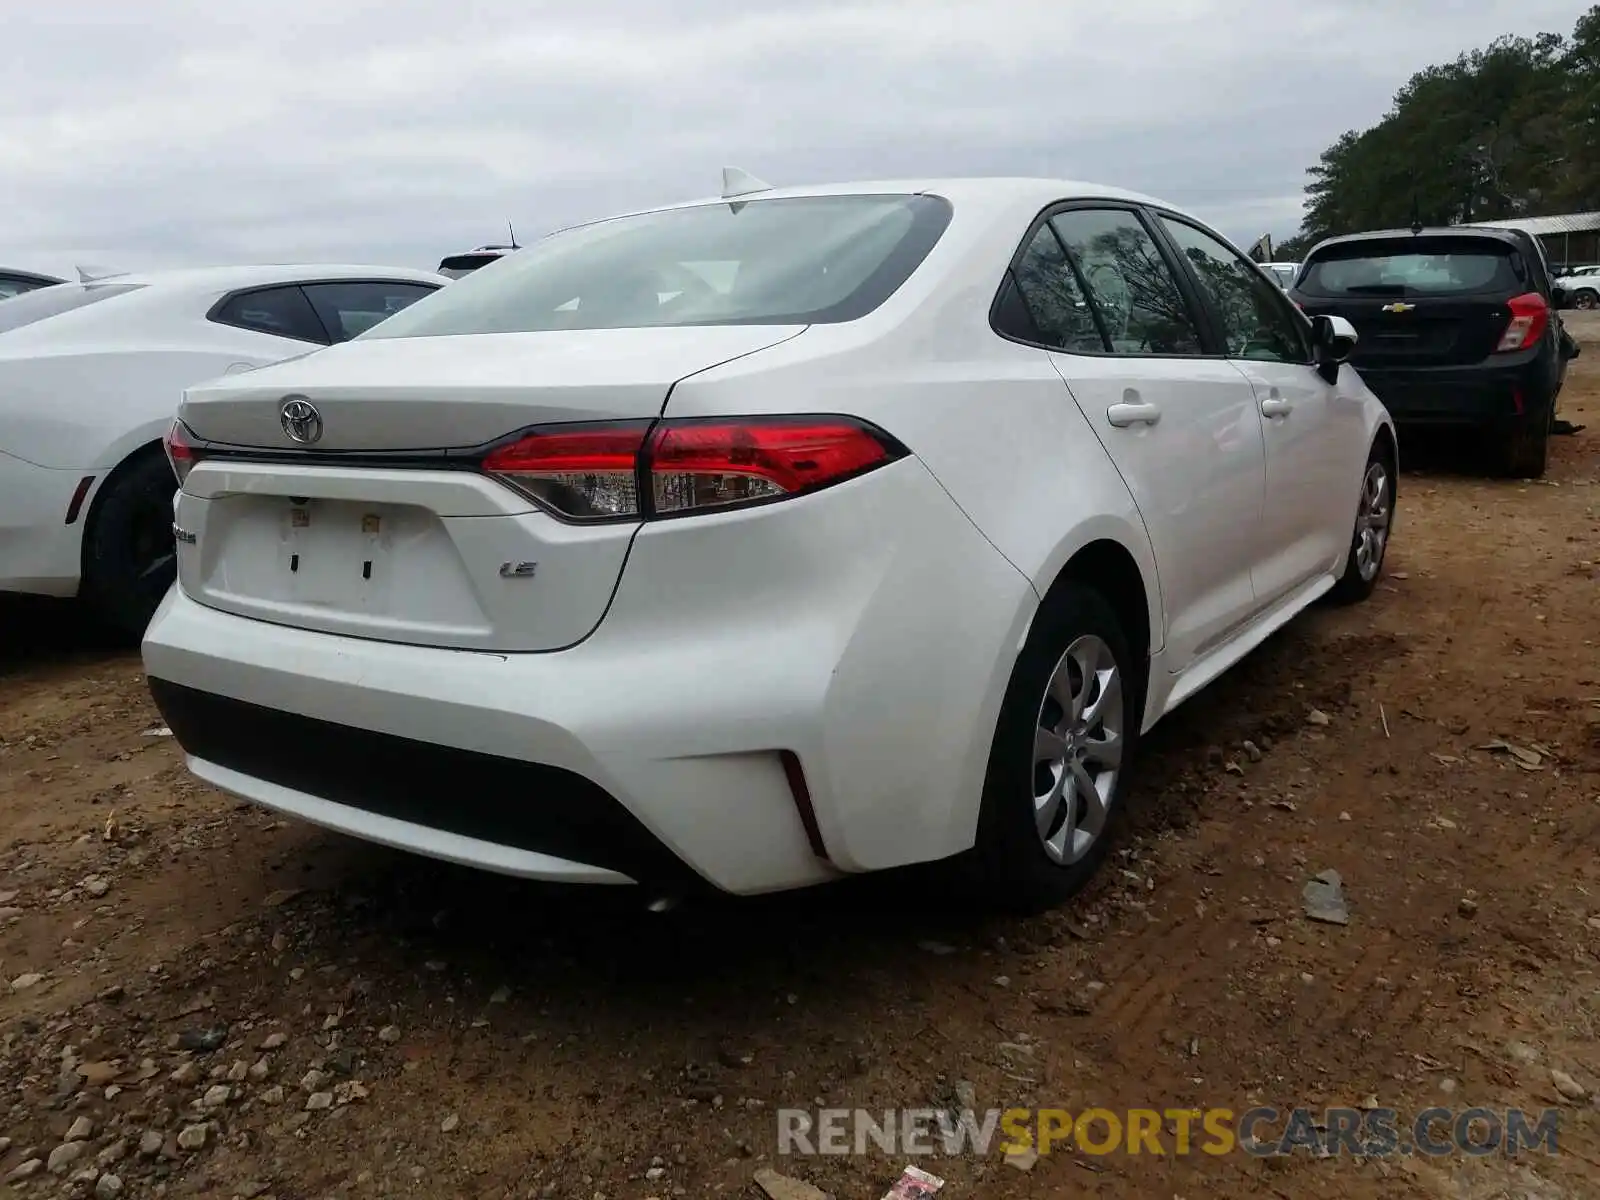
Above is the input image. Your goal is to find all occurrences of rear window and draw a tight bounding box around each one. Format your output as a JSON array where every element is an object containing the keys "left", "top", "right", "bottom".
[
  {"left": 0, "top": 282, "right": 145, "bottom": 334},
  {"left": 368, "top": 194, "right": 954, "bottom": 338},
  {"left": 1297, "top": 237, "right": 1524, "bottom": 298}
]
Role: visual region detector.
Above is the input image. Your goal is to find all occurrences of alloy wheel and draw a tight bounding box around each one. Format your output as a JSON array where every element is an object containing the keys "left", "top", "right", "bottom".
[
  {"left": 1354, "top": 460, "right": 1392, "bottom": 582},
  {"left": 1032, "top": 634, "right": 1123, "bottom": 865}
]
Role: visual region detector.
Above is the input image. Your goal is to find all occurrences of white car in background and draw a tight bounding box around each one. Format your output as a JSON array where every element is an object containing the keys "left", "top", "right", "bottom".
[
  {"left": 0, "top": 264, "right": 445, "bottom": 634},
  {"left": 1555, "top": 265, "right": 1600, "bottom": 309},
  {"left": 1262, "top": 261, "right": 1300, "bottom": 289},
  {"left": 143, "top": 176, "right": 1393, "bottom": 908}
]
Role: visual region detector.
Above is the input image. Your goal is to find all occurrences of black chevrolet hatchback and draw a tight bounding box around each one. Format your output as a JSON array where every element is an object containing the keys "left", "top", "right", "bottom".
[{"left": 1290, "top": 226, "right": 1575, "bottom": 477}]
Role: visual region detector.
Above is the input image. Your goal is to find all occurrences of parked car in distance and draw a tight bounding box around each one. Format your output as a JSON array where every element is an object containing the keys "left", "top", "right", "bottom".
[
  {"left": 1556, "top": 264, "right": 1600, "bottom": 309},
  {"left": 1261, "top": 261, "right": 1300, "bottom": 289},
  {"left": 0, "top": 267, "right": 64, "bottom": 300},
  {"left": 143, "top": 176, "right": 1394, "bottom": 910},
  {"left": 437, "top": 245, "right": 518, "bottom": 278},
  {"left": 0, "top": 264, "right": 447, "bottom": 635},
  {"left": 1290, "top": 226, "right": 1572, "bottom": 478}
]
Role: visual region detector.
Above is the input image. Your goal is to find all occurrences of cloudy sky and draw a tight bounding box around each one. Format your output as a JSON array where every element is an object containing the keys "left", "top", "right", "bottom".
[{"left": 1, "top": 0, "right": 1589, "bottom": 278}]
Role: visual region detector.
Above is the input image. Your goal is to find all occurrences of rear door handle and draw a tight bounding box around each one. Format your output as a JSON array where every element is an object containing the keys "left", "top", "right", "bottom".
[
  {"left": 1260, "top": 397, "right": 1294, "bottom": 417},
  {"left": 1107, "top": 401, "right": 1162, "bottom": 428}
]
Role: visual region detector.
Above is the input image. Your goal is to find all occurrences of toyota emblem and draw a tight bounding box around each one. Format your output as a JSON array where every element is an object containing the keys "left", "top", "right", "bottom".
[{"left": 279, "top": 396, "right": 323, "bottom": 445}]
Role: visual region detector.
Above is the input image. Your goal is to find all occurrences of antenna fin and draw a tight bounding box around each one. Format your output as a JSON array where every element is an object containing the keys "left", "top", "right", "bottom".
[{"left": 720, "top": 166, "right": 772, "bottom": 200}]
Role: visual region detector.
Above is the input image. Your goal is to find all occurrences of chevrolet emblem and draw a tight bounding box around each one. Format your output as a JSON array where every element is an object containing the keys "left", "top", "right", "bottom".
[{"left": 1381, "top": 302, "right": 1416, "bottom": 313}]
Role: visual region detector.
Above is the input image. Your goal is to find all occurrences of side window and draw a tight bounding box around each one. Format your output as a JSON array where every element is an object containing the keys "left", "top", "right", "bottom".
[
  {"left": 303, "top": 282, "right": 438, "bottom": 343},
  {"left": 1158, "top": 218, "right": 1309, "bottom": 363},
  {"left": 212, "top": 286, "right": 328, "bottom": 344},
  {"left": 997, "top": 226, "right": 1106, "bottom": 351},
  {"left": 1049, "top": 209, "right": 1204, "bottom": 355}
]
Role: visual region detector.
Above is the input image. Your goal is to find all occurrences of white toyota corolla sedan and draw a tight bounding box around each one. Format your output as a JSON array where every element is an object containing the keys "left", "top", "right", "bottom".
[{"left": 142, "top": 176, "right": 1395, "bottom": 909}]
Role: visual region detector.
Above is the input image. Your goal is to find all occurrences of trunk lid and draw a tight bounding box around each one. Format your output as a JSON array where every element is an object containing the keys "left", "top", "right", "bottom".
[
  {"left": 179, "top": 325, "right": 804, "bottom": 449},
  {"left": 174, "top": 325, "right": 804, "bottom": 651}
]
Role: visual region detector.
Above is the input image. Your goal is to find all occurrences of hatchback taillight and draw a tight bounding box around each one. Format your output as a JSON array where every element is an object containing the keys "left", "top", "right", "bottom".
[
  {"left": 164, "top": 419, "right": 203, "bottom": 486},
  {"left": 479, "top": 416, "right": 907, "bottom": 522},
  {"left": 1495, "top": 292, "right": 1549, "bottom": 352}
]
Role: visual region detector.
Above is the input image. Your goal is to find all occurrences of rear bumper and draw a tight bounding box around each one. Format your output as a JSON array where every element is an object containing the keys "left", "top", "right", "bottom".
[
  {"left": 0, "top": 450, "right": 96, "bottom": 598},
  {"left": 1356, "top": 347, "right": 1557, "bottom": 428},
  {"left": 147, "top": 677, "right": 693, "bottom": 889},
  {"left": 142, "top": 457, "right": 1036, "bottom": 894}
]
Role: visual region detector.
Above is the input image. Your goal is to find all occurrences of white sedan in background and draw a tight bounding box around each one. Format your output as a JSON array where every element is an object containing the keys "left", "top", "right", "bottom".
[
  {"left": 1556, "top": 265, "right": 1600, "bottom": 309},
  {"left": 0, "top": 264, "right": 446, "bottom": 634},
  {"left": 144, "top": 176, "right": 1393, "bottom": 908}
]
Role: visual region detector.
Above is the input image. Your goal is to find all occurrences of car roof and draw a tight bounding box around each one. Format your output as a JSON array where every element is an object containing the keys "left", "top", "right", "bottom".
[
  {"left": 83, "top": 264, "right": 449, "bottom": 290},
  {"left": 1308, "top": 226, "right": 1530, "bottom": 254},
  {"left": 0, "top": 264, "right": 451, "bottom": 348},
  {"left": 556, "top": 176, "right": 1183, "bottom": 235}
]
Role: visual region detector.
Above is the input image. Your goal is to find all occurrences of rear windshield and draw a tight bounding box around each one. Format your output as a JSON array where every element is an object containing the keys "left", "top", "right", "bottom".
[
  {"left": 368, "top": 194, "right": 954, "bottom": 337},
  {"left": 0, "top": 282, "right": 145, "bottom": 334},
  {"left": 1297, "top": 238, "right": 1524, "bottom": 298}
]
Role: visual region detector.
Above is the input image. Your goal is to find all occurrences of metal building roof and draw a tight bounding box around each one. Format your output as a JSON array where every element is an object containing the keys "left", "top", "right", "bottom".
[{"left": 1470, "top": 212, "right": 1600, "bottom": 236}]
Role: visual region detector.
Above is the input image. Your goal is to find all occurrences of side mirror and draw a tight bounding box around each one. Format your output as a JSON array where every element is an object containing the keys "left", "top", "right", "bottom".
[{"left": 1312, "top": 314, "right": 1358, "bottom": 383}]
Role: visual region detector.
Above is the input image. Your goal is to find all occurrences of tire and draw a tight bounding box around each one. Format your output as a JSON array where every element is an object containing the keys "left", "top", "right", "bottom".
[
  {"left": 1496, "top": 405, "right": 1551, "bottom": 479},
  {"left": 974, "top": 582, "right": 1139, "bottom": 913},
  {"left": 1328, "top": 439, "right": 1396, "bottom": 606},
  {"left": 1574, "top": 288, "right": 1598, "bottom": 311},
  {"left": 80, "top": 449, "right": 179, "bottom": 639}
]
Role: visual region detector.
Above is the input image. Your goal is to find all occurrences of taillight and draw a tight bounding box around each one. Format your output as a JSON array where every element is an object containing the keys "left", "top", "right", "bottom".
[
  {"left": 481, "top": 422, "right": 650, "bottom": 520},
  {"left": 649, "top": 418, "right": 900, "bottom": 515},
  {"left": 479, "top": 416, "right": 906, "bottom": 522},
  {"left": 164, "top": 419, "right": 202, "bottom": 486},
  {"left": 1495, "top": 292, "right": 1549, "bottom": 352}
]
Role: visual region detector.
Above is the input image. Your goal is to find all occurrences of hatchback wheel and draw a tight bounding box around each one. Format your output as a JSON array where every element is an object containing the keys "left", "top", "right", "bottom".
[
  {"left": 1495, "top": 404, "right": 1552, "bottom": 479},
  {"left": 976, "top": 582, "right": 1137, "bottom": 911},
  {"left": 1329, "top": 441, "right": 1396, "bottom": 605}
]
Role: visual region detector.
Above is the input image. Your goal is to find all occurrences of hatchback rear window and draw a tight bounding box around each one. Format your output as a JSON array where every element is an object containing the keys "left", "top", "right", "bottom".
[
  {"left": 0, "top": 282, "right": 145, "bottom": 334},
  {"left": 1297, "top": 238, "right": 1524, "bottom": 298},
  {"left": 367, "top": 194, "right": 954, "bottom": 337}
]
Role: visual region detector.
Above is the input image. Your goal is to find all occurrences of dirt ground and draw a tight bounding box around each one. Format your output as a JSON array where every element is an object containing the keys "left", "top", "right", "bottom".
[{"left": 2, "top": 319, "right": 1599, "bottom": 1200}]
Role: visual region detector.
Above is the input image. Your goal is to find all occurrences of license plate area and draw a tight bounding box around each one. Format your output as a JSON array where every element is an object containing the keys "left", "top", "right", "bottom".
[
  {"left": 178, "top": 461, "right": 637, "bottom": 651},
  {"left": 280, "top": 499, "right": 401, "bottom": 610}
]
